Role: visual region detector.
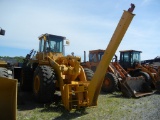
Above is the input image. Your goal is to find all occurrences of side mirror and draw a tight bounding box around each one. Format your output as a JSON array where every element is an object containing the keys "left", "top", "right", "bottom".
[
  {"left": 0, "top": 28, "right": 5, "bottom": 36},
  {"left": 64, "top": 39, "right": 70, "bottom": 46}
]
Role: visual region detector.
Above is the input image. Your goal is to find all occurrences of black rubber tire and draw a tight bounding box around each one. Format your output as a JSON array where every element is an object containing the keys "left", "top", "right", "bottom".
[
  {"left": 134, "top": 71, "right": 152, "bottom": 85},
  {"left": 33, "top": 65, "right": 57, "bottom": 103},
  {"left": 83, "top": 68, "right": 94, "bottom": 81},
  {"left": 20, "top": 66, "right": 33, "bottom": 91},
  {"left": 0, "top": 67, "right": 8, "bottom": 78},
  {"left": 101, "top": 72, "right": 118, "bottom": 93},
  {"left": 155, "top": 81, "right": 160, "bottom": 92}
]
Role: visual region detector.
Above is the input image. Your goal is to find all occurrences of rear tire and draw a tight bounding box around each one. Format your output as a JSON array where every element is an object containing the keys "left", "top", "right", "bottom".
[
  {"left": 33, "top": 65, "right": 57, "bottom": 103},
  {"left": 0, "top": 67, "right": 8, "bottom": 78},
  {"left": 20, "top": 66, "right": 33, "bottom": 91},
  {"left": 84, "top": 68, "right": 94, "bottom": 81},
  {"left": 101, "top": 72, "right": 118, "bottom": 93}
]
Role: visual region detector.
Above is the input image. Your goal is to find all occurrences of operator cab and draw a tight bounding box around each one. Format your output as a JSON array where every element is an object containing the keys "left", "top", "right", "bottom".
[
  {"left": 119, "top": 50, "right": 141, "bottom": 69},
  {"left": 87, "top": 49, "right": 105, "bottom": 72},
  {"left": 89, "top": 49, "right": 104, "bottom": 62},
  {"left": 38, "top": 34, "right": 66, "bottom": 54}
]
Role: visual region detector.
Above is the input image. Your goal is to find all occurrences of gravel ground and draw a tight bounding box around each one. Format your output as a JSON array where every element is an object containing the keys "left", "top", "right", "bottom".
[{"left": 105, "top": 93, "right": 160, "bottom": 120}]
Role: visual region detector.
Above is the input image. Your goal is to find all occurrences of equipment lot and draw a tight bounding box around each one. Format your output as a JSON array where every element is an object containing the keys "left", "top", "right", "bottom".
[
  {"left": 17, "top": 90, "right": 160, "bottom": 120},
  {"left": 6, "top": 70, "right": 160, "bottom": 120}
]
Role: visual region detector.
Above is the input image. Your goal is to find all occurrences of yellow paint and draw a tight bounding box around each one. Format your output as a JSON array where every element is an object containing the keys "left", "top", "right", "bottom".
[
  {"left": 0, "top": 77, "right": 17, "bottom": 120},
  {"left": 88, "top": 10, "right": 135, "bottom": 106}
]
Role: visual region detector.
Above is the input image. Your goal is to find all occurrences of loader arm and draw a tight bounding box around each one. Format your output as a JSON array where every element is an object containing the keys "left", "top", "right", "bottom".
[{"left": 88, "top": 4, "right": 135, "bottom": 106}]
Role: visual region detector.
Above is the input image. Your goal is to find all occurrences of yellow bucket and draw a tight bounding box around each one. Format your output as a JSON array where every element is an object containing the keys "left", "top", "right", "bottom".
[{"left": 0, "top": 77, "right": 17, "bottom": 120}]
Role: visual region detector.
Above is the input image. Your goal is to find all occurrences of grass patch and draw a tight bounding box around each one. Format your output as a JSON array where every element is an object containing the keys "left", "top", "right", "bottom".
[{"left": 17, "top": 92, "right": 160, "bottom": 120}]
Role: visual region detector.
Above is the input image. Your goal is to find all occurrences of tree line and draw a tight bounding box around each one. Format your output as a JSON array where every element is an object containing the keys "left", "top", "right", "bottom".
[{"left": 0, "top": 56, "right": 24, "bottom": 63}]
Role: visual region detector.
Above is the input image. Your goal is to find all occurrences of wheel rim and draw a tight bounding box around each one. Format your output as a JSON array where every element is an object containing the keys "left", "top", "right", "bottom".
[
  {"left": 104, "top": 78, "right": 110, "bottom": 87},
  {"left": 34, "top": 75, "right": 40, "bottom": 94}
]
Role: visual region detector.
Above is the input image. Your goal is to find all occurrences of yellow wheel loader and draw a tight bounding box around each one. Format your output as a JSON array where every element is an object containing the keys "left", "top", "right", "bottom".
[{"left": 15, "top": 4, "right": 140, "bottom": 110}]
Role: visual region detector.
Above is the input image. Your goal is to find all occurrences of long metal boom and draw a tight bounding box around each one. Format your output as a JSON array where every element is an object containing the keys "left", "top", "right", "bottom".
[{"left": 88, "top": 4, "right": 136, "bottom": 106}]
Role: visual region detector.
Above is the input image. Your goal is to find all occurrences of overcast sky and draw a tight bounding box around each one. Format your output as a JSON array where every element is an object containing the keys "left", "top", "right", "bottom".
[{"left": 0, "top": 0, "right": 160, "bottom": 60}]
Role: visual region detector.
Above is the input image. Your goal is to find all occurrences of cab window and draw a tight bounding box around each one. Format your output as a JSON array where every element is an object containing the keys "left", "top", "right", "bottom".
[{"left": 39, "top": 39, "right": 45, "bottom": 52}]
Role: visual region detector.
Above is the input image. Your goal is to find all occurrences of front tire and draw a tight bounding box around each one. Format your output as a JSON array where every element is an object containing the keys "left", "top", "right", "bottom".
[
  {"left": 84, "top": 68, "right": 94, "bottom": 81},
  {"left": 20, "top": 66, "right": 33, "bottom": 91},
  {"left": 33, "top": 65, "right": 57, "bottom": 103},
  {"left": 134, "top": 71, "right": 150, "bottom": 81},
  {"left": 134, "top": 71, "right": 153, "bottom": 87},
  {"left": 101, "top": 72, "right": 118, "bottom": 93}
]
